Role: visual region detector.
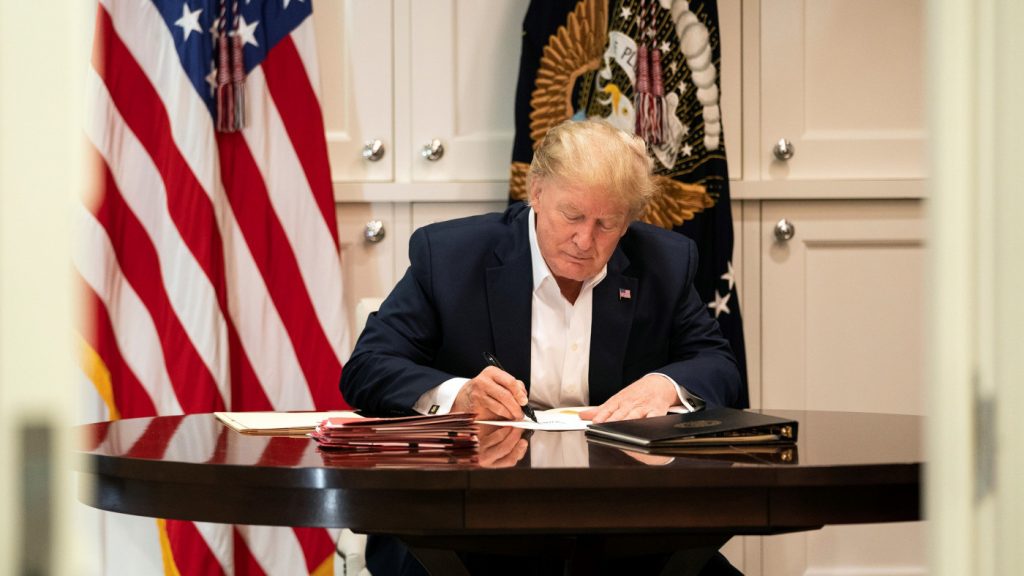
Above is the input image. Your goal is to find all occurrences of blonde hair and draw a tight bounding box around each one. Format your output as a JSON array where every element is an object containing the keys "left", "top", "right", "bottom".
[{"left": 527, "top": 119, "right": 654, "bottom": 220}]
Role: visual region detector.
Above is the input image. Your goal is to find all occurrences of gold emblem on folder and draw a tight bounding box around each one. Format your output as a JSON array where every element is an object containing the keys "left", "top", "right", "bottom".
[{"left": 673, "top": 419, "right": 722, "bottom": 430}]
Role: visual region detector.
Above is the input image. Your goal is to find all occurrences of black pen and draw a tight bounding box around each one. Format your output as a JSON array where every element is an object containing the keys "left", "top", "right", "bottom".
[{"left": 483, "top": 352, "right": 538, "bottom": 423}]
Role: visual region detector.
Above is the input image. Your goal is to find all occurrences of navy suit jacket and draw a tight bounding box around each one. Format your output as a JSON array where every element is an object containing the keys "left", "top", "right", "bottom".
[{"left": 340, "top": 203, "right": 741, "bottom": 415}]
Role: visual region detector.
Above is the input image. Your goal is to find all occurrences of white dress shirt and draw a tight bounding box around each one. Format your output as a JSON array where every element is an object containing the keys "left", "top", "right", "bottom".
[
  {"left": 527, "top": 206, "right": 604, "bottom": 408},
  {"left": 414, "top": 208, "right": 698, "bottom": 415}
]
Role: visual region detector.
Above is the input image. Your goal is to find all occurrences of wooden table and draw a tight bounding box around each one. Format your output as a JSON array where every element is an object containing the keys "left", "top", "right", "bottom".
[{"left": 77, "top": 410, "right": 922, "bottom": 575}]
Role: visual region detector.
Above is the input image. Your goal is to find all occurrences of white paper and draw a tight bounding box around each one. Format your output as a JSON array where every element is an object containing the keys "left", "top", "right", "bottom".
[
  {"left": 477, "top": 405, "right": 692, "bottom": 431},
  {"left": 214, "top": 410, "right": 361, "bottom": 433},
  {"left": 478, "top": 406, "right": 593, "bottom": 431}
]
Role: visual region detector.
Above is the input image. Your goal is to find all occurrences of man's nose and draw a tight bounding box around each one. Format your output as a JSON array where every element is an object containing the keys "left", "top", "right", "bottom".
[{"left": 572, "top": 224, "right": 595, "bottom": 251}]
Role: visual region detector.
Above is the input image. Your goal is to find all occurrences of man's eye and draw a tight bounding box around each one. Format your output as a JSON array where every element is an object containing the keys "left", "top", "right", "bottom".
[{"left": 564, "top": 213, "right": 583, "bottom": 222}]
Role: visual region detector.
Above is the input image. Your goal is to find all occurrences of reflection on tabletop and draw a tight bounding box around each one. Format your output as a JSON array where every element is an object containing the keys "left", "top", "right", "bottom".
[
  {"left": 78, "top": 414, "right": 793, "bottom": 469},
  {"left": 476, "top": 425, "right": 528, "bottom": 468},
  {"left": 79, "top": 411, "right": 926, "bottom": 470},
  {"left": 480, "top": 426, "right": 799, "bottom": 469}
]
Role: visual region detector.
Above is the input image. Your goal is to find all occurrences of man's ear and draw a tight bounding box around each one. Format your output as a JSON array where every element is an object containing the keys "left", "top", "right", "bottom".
[{"left": 528, "top": 179, "right": 542, "bottom": 206}]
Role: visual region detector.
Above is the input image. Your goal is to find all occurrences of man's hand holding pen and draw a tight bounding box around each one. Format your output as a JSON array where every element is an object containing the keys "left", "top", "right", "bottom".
[
  {"left": 453, "top": 352, "right": 538, "bottom": 422},
  {"left": 452, "top": 364, "right": 529, "bottom": 421}
]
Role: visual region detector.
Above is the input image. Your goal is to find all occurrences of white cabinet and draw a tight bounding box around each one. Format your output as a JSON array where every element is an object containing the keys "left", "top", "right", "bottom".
[
  {"left": 411, "top": 202, "right": 509, "bottom": 233},
  {"left": 760, "top": 200, "right": 926, "bottom": 415},
  {"left": 409, "top": 0, "right": 527, "bottom": 182},
  {"left": 741, "top": 1, "right": 928, "bottom": 572},
  {"left": 335, "top": 201, "right": 507, "bottom": 346},
  {"left": 335, "top": 203, "right": 398, "bottom": 343},
  {"left": 313, "top": 0, "right": 393, "bottom": 182},
  {"left": 758, "top": 0, "right": 926, "bottom": 180},
  {"left": 764, "top": 522, "right": 926, "bottom": 576},
  {"left": 316, "top": 0, "right": 528, "bottom": 339},
  {"left": 731, "top": 198, "right": 928, "bottom": 576},
  {"left": 314, "top": 0, "right": 528, "bottom": 187}
]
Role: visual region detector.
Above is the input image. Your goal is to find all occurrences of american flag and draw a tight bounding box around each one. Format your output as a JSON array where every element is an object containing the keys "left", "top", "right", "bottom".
[{"left": 77, "top": 0, "right": 349, "bottom": 573}]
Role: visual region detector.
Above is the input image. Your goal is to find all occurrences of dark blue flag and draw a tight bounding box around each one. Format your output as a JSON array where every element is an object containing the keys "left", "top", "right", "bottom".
[{"left": 510, "top": 0, "right": 749, "bottom": 407}]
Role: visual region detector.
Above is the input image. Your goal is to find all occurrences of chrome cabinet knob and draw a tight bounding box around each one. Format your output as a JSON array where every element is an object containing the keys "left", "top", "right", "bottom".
[
  {"left": 364, "top": 220, "right": 386, "bottom": 244},
  {"left": 421, "top": 139, "right": 445, "bottom": 161},
  {"left": 362, "top": 139, "right": 385, "bottom": 162},
  {"left": 772, "top": 138, "right": 795, "bottom": 161},
  {"left": 774, "top": 219, "right": 795, "bottom": 242}
]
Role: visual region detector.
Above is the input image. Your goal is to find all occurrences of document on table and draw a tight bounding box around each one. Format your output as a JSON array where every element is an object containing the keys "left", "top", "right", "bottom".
[
  {"left": 478, "top": 407, "right": 593, "bottom": 431},
  {"left": 215, "top": 410, "right": 361, "bottom": 435},
  {"left": 478, "top": 406, "right": 692, "bottom": 431}
]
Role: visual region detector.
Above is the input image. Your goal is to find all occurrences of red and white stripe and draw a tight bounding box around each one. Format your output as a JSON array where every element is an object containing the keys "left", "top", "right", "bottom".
[{"left": 80, "top": 0, "right": 349, "bottom": 573}]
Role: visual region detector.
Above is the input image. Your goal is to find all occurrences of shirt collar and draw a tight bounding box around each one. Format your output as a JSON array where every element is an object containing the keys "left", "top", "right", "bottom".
[{"left": 528, "top": 207, "right": 607, "bottom": 294}]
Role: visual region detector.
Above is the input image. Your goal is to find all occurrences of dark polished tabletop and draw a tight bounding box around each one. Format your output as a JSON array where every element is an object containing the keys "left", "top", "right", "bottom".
[{"left": 77, "top": 410, "right": 922, "bottom": 537}]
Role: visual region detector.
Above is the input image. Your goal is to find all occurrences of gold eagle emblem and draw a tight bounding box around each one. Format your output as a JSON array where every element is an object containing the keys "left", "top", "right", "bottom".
[{"left": 509, "top": 0, "right": 713, "bottom": 230}]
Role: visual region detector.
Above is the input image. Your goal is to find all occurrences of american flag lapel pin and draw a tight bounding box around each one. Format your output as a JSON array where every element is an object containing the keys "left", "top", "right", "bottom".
[{"left": 619, "top": 288, "right": 632, "bottom": 300}]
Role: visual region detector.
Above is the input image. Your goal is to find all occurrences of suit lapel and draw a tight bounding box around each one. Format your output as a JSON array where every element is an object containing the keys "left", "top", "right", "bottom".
[
  {"left": 589, "top": 248, "right": 636, "bottom": 405},
  {"left": 485, "top": 211, "right": 533, "bottom": 387}
]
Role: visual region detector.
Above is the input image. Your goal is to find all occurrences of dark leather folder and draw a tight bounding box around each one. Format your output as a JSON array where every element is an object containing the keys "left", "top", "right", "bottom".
[{"left": 586, "top": 407, "right": 798, "bottom": 447}]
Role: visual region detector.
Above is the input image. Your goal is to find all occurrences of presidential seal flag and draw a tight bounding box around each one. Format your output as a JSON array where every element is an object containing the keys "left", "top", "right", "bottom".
[
  {"left": 79, "top": 0, "right": 349, "bottom": 573},
  {"left": 510, "top": 0, "right": 748, "bottom": 407}
]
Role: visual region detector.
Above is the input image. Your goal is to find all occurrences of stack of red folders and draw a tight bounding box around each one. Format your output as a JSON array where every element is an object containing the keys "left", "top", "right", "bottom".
[{"left": 311, "top": 412, "right": 478, "bottom": 459}]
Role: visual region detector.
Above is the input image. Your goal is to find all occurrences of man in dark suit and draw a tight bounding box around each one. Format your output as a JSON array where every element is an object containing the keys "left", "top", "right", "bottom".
[{"left": 340, "top": 120, "right": 742, "bottom": 575}]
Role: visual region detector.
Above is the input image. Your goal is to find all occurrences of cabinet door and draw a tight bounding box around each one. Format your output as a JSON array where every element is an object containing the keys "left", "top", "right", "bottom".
[
  {"left": 761, "top": 200, "right": 925, "bottom": 413},
  {"left": 757, "top": 199, "right": 925, "bottom": 409},
  {"left": 401, "top": 201, "right": 508, "bottom": 270},
  {"left": 719, "top": 0, "right": 743, "bottom": 180},
  {"left": 411, "top": 202, "right": 508, "bottom": 230},
  {"left": 335, "top": 203, "right": 396, "bottom": 352},
  {"left": 759, "top": 199, "right": 925, "bottom": 576},
  {"left": 313, "top": 0, "right": 393, "bottom": 182},
  {"left": 760, "top": 0, "right": 925, "bottom": 179},
  {"left": 409, "top": 0, "right": 529, "bottom": 182}
]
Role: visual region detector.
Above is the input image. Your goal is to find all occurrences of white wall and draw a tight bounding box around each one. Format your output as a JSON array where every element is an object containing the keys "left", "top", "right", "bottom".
[
  {"left": 0, "top": 1, "right": 94, "bottom": 574},
  {"left": 927, "top": 0, "right": 1024, "bottom": 574}
]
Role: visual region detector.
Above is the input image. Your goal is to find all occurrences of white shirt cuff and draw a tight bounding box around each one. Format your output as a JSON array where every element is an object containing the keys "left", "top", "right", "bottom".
[
  {"left": 650, "top": 372, "right": 704, "bottom": 413},
  {"left": 412, "top": 377, "right": 469, "bottom": 415}
]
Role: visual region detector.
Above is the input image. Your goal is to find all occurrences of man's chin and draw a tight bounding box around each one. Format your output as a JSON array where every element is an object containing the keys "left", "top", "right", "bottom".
[{"left": 553, "top": 264, "right": 593, "bottom": 283}]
